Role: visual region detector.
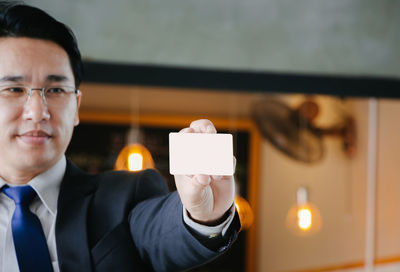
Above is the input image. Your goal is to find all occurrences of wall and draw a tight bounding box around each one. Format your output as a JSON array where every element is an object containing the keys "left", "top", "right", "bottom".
[
  {"left": 376, "top": 99, "right": 400, "bottom": 259},
  {"left": 250, "top": 96, "right": 400, "bottom": 271},
  {"left": 247, "top": 96, "right": 400, "bottom": 271},
  {"left": 256, "top": 96, "right": 368, "bottom": 271}
]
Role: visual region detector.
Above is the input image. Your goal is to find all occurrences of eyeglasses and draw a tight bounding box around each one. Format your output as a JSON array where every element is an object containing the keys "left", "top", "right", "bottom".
[{"left": 0, "top": 85, "right": 80, "bottom": 106}]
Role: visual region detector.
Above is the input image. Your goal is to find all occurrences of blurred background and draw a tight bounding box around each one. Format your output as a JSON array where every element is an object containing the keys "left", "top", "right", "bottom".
[{"left": 27, "top": 0, "right": 400, "bottom": 271}]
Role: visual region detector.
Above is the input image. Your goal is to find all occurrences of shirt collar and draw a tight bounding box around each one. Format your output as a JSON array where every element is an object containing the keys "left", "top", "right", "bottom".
[{"left": 0, "top": 156, "right": 66, "bottom": 216}]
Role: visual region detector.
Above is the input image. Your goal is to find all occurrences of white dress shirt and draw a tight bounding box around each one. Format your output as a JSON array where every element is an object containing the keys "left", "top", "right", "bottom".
[
  {"left": 0, "top": 156, "right": 65, "bottom": 272},
  {"left": 0, "top": 156, "right": 234, "bottom": 271}
]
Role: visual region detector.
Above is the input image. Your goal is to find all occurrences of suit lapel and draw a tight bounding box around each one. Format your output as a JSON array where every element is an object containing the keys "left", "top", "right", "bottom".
[{"left": 55, "top": 161, "right": 97, "bottom": 272}]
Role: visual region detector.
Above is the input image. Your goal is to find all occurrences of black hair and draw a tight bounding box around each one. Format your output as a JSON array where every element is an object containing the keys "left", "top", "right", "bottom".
[{"left": 0, "top": 1, "right": 83, "bottom": 87}]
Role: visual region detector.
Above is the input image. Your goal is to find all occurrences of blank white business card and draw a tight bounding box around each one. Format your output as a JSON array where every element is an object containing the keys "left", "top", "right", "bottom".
[{"left": 169, "top": 133, "right": 234, "bottom": 175}]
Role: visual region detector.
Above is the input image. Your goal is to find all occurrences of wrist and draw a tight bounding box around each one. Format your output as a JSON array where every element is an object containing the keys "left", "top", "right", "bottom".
[{"left": 187, "top": 204, "right": 234, "bottom": 226}]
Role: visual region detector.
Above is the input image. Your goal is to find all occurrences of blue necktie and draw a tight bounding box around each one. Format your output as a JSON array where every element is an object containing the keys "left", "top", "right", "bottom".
[{"left": 2, "top": 185, "right": 53, "bottom": 272}]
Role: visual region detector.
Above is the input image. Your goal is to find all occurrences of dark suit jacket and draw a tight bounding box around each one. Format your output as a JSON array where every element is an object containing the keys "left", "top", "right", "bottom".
[{"left": 55, "top": 161, "right": 240, "bottom": 272}]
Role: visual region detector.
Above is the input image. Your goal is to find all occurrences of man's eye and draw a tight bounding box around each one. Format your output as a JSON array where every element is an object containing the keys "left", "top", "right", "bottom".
[
  {"left": 47, "top": 87, "right": 66, "bottom": 94},
  {"left": 0, "top": 87, "right": 25, "bottom": 96},
  {"left": 6, "top": 87, "right": 25, "bottom": 93}
]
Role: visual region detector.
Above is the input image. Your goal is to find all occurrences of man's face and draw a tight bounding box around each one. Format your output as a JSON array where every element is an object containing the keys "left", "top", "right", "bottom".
[{"left": 0, "top": 37, "right": 81, "bottom": 182}]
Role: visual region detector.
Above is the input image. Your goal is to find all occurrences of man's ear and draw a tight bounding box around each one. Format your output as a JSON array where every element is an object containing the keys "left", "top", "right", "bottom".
[{"left": 74, "top": 91, "right": 82, "bottom": 126}]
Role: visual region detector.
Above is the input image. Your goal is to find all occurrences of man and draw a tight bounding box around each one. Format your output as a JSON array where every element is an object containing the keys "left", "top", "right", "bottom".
[{"left": 0, "top": 2, "right": 240, "bottom": 272}]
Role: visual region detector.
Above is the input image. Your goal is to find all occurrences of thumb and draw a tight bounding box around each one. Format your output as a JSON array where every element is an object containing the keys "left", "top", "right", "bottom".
[{"left": 194, "top": 174, "right": 212, "bottom": 186}]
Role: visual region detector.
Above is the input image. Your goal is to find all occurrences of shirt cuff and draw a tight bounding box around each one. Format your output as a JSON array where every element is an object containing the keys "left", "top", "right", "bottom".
[{"left": 183, "top": 205, "right": 236, "bottom": 238}]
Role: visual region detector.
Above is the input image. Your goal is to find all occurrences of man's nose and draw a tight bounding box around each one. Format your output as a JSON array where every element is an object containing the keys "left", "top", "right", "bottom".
[{"left": 22, "top": 90, "right": 50, "bottom": 122}]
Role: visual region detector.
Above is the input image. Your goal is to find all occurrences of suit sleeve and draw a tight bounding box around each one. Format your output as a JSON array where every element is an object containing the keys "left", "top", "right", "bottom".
[{"left": 128, "top": 170, "right": 240, "bottom": 272}]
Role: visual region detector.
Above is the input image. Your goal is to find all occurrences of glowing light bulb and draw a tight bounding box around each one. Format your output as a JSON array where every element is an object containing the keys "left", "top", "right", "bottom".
[
  {"left": 297, "top": 207, "right": 312, "bottom": 230},
  {"left": 286, "top": 186, "right": 322, "bottom": 236},
  {"left": 114, "top": 143, "right": 155, "bottom": 172},
  {"left": 128, "top": 153, "right": 143, "bottom": 171}
]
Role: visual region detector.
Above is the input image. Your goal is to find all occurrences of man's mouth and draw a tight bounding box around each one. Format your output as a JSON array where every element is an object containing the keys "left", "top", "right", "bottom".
[{"left": 17, "top": 130, "right": 52, "bottom": 145}]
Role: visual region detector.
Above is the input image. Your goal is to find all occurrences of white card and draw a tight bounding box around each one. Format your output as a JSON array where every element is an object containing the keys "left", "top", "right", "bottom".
[{"left": 169, "top": 133, "right": 234, "bottom": 175}]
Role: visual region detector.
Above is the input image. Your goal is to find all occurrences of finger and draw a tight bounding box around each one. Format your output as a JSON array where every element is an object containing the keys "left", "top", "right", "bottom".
[
  {"left": 211, "top": 175, "right": 223, "bottom": 182},
  {"left": 174, "top": 174, "right": 198, "bottom": 190},
  {"left": 194, "top": 174, "right": 212, "bottom": 186},
  {"left": 174, "top": 174, "right": 195, "bottom": 181},
  {"left": 221, "top": 175, "right": 233, "bottom": 180},
  {"left": 179, "top": 127, "right": 195, "bottom": 133},
  {"left": 190, "top": 119, "right": 217, "bottom": 134},
  {"left": 205, "top": 124, "right": 216, "bottom": 133}
]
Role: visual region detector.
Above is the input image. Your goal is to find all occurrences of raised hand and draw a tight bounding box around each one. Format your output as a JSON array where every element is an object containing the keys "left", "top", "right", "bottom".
[{"left": 174, "top": 119, "right": 235, "bottom": 225}]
